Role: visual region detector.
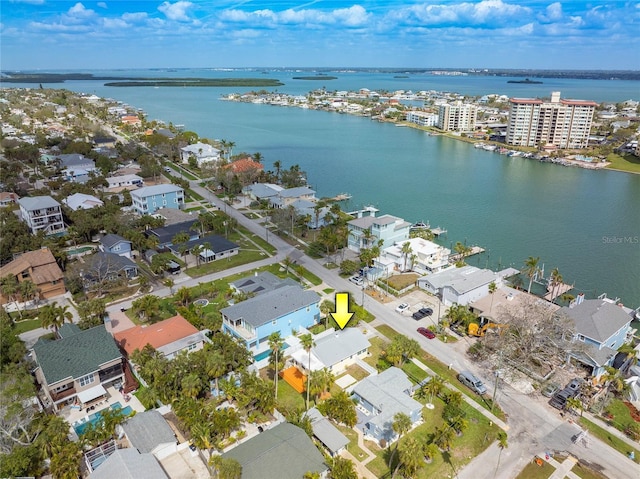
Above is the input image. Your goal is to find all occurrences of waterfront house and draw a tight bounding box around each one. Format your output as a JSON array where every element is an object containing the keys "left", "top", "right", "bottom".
[
  {"left": 347, "top": 212, "right": 411, "bottom": 253},
  {"left": 289, "top": 328, "right": 370, "bottom": 375},
  {"left": 381, "top": 237, "right": 451, "bottom": 274},
  {"left": 418, "top": 265, "right": 500, "bottom": 306},
  {"left": 221, "top": 284, "right": 320, "bottom": 353},
  {"left": 98, "top": 234, "right": 133, "bottom": 259},
  {"left": 32, "top": 324, "right": 124, "bottom": 411},
  {"left": 63, "top": 193, "right": 104, "bottom": 211},
  {"left": 559, "top": 296, "right": 634, "bottom": 378},
  {"left": 304, "top": 407, "right": 349, "bottom": 457},
  {"left": 221, "top": 423, "right": 328, "bottom": 479},
  {"left": 243, "top": 183, "right": 283, "bottom": 202},
  {"left": 351, "top": 367, "right": 422, "bottom": 444},
  {"left": 119, "top": 410, "right": 177, "bottom": 460},
  {"left": 470, "top": 285, "right": 560, "bottom": 323},
  {"left": 106, "top": 174, "right": 143, "bottom": 190},
  {"left": 0, "top": 247, "right": 65, "bottom": 303},
  {"left": 18, "top": 196, "right": 66, "bottom": 236},
  {"left": 130, "top": 184, "right": 185, "bottom": 215},
  {"left": 180, "top": 142, "right": 220, "bottom": 166},
  {"left": 269, "top": 186, "right": 317, "bottom": 209},
  {"left": 88, "top": 448, "right": 168, "bottom": 479},
  {"left": 146, "top": 219, "right": 199, "bottom": 249},
  {"left": 114, "top": 314, "right": 206, "bottom": 360}
]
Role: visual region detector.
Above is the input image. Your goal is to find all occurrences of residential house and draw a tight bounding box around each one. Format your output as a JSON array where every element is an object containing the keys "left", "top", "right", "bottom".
[
  {"left": 121, "top": 115, "right": 142, "bottom": 126},
  {"left": 119, "top": 410, "right": 177, "bottom": 460},
  {"left": 169, "top": 234, "right": 239, "bottom": 264},
  {"left": 418, "top": 265, "right": 500, "bottom": 306},
  {"left": 221, "top": 423, "right": 328, "bottom": 479},
  {"left": 0, "top": 247, "right": 65, "bottom": 303},
  {"left": 99, "top": 234, "right": 133, "bottom": 259},
  {"left": 0, "top": 192, "right": 20, "bottom": 207},
  {"left": 559, "top": 296, "right": 634, "bottom": 378},
  {"left": 381, "top": 237, "right": 451, "bottom": 274},
  {"left": 180, "top": 142, "right": 221, "bottom": 166},
  {"left": 287, "top": 198, "right": 330, "bottom": 229},
  {"left": 146, "top": 219, "right": 199, "bottom": 249},
  {"left": 55, "top": 153, "right": 97, "bottom": 183},
  {"left": 106, "top": 174, "right": 143, "bottom": 190},
  {"left": 289, "top": 328, "right": 370, "bottom": 375},
  {"left": 63, "top": 193, "right": 104, "bottom": 211},
  {"left": 88, "top": 449, "right": 168, "bottom": 479},
  {"left": 225, "top": 157, "right": 264, "bottom": 176},
  {"left": 269, "top": 186, "right": 316, "bottom": 209},
  {"left": 114, "top": 314, "right": 206, "bottom": 360},
  {"left": 352, "top": 367, "right": 423, "bottom": 443},
  {"left": 32, "top": 324, "right": 124, "bottom": 410},
  {"left": 80, "top": 252, "right": 139, "bottom": 287},
  {"left": 230, "top": 271, "right": 298, "bottom": 296},
  {"left": 18, "top": 196, "right": 66, "bottom": 235},
  {"left": 305, "top": 407, "right": 349, "bottom": 457},
  {"left": 93, "top": 136, "right": 117, "bottom": 149},
  {"left": 130, "top": 184, "right": 185, "bottom": 215},
  {"left": 151, "top": 207, "right": 195, "bottom": 226},
  {"left": 347, "top": 212, "right": 411, "bottom": 253},
  {"left": 470, "top": 285, "right": 560, "bottom": 323},
  {"left": 243, "top": 183, "right": 283, "bottom": 202},
  {"left": 221, "top": 284, "right": 321, "bottom": 354}
]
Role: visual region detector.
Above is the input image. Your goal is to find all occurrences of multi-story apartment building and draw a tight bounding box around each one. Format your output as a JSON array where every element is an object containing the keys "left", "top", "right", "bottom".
[
  {"left": 18, "top": 196, "right": 66, "bottom": 235},
  {"left": 130, "top": 184, "right": 185, "bottom": 215},
  {"left": 406, "top": 111, "right": 439, "bottom": 127},
  {"left": 506, "top": 91, "right": 597, "bottom": 149},
  {"left": 437, "top": 102, "right": 477, "bottom": 132}
]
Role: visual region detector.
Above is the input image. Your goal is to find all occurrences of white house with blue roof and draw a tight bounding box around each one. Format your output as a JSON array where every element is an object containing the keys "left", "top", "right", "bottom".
[
  {"left": 131, "top": 184, "right": 185, "bottom": 215},
  {"left": 220, "top": 284, "right": 321, "bottom": 358}
]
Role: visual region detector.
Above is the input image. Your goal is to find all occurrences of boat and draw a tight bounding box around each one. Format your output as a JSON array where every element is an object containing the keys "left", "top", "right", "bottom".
[{"left": 410, "top": 221, "right": 431, "bottom": 231}]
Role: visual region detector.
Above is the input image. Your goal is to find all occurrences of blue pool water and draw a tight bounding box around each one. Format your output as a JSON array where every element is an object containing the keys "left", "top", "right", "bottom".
[
  {"left": 73, "top": 402, "right": 133, "bottom": 435},
  {"left": 254, "top": 343, "right": 289, "bottom": 362}
]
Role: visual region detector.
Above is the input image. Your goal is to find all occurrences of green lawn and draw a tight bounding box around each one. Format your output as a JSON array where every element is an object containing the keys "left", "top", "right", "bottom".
[
  {"left": 605, "top": 152, "right": 640, "bottom": 174},
  {"left": 366, "top": 398, "right": 500, "bottom": 479},
  {"left": 604, "top": 398, "right": 639, "bottom": 435},
  {"left": 295, "top": 266, "right": 322, "bottom": 286},
  {"left": 336, "top": 425, "right": 368, "bottom": 461},
  {"left": 186, "top": 249, "right": 268, "bottom": 277},
  {"left": 514, "top": 459, "right": 555, "bottom": 479},
  {"left": 578, "top": 417, "right": 640, "bottom": 463},
  {"left": 401, "top": 361, "right": 429, "bottom": 384},
  {"left": 13, "top": 318, "right": 42, "bottom": 334},
  {"left": 275, "top": 377, "right": 305, "bottom": 412},
  {"left": 186, "top": 189, "right": 204, "bottom": 201},
  {"left": 572, "top": 461, "right": 609, "bottom": 479},
  {"left": 363, "top": 337, "right": 389, "bottom": 369},
  {"left": 323, "top": 288, "right": 335, "bottom": 294},
  {"left": 375, "top": 324, "right": 401, "bottom": 340}
]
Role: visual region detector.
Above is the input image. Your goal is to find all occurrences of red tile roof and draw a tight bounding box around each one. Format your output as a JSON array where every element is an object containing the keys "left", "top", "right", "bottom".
[
  {"left": 114, "top": 314, "right": 199, "bottom": 355},
  {"left": 225, "top": 157, "right": 264, "bottom": 173}
]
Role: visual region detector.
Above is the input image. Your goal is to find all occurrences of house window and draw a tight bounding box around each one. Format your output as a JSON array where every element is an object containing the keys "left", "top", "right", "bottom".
[
  {"left": 188, "top": 343, "right": 197, "bottom": 351},
  {"left": 21, "top": 271, "right": 30, "bottom": 279},
  {"left": 113, "top": 245, "right": 121, "bottom": 251},
  {"left": 78, "top": 374, "right": 95, "bottom": 387}
]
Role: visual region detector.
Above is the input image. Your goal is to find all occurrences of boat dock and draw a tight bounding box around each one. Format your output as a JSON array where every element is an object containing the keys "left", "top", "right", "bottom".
[
  {"left": 431, "top": 226, "right": 447, "bottom": 237},
  {"left": 449, "top": 246, "right": 485, "bottom": 262},
  {"left": 543, "top": 282, "right": 574, "bottom": 302},
  {"left": 410, "top": 221, "right": 447, "bottom": 237},
  {"left": 330, "top": 193, "right": 352, "bottom": 202}
]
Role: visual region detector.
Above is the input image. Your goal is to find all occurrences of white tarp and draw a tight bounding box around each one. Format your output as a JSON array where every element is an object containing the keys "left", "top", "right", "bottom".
[{"left": 77, "top": 384, "right": 107, "bottom": 404}]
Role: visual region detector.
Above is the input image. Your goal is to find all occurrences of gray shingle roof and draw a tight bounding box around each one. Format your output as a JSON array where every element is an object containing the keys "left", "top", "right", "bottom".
[
  {"left": 560, "top": 299, "right": 633, "bottom": 343},
  {"left": 131, "top": 184, "right": 183, "bottom": 198},
  {"left": 33, "top": 325, "right": 122, "bottom": 385},
  {"left": 89, "top": 449, "right": 168, "bottom": 479},
  {"left": 305, "top": 408, "right": 349, "bottom": 454},
  {"left": 221, "top": 285, "right": 320, "bottom": 328},
  {"left": 230, "top": 272, "right": 298, "bottom": 296},
  {"left": 278, "top": 186, "right": 315, "bottom": 198},
  {"left": 121, "top": 410, "right": 175, "bottom": 454},
  {"left": 99, "top": 234, "right": 130, "bottom": 249},
  {"left": 222, "top": 423, "right": 328, "bottom": 479},
  {"left": 313, "top": 328, "right": 370, "bottom": 368},
  {"left": 181, "top": 234, "right": 238, "bottom": 254}
]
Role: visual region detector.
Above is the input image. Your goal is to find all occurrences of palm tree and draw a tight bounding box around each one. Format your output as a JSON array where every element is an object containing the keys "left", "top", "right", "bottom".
[
  {"left": 400, "top": 241, "right": 413, "bottom": 272},
  {"left": 394, "top": 436, "right": 423, "bottom": 478},
  {"left": 181, "top": 373, "right": 202, "bottom": 399},
  {"left": 268, "top": 332, "right": 284, "bottom": 398},
  {"left": 418, "top": 375, "right": 445, "bottom": 408},
  {"left": 566, "top": 397, "right": 584, "bottom": 417},
  {"left": 319, "top": 299, "right": 334, "bottom": 329},
  {"left": 488, "top": 281, "right": 498, "bottom": 313},
  {"left": 273, "top": 160, "right": 282, "bottom": 181},
  {"left": 163, "top": 277, "right": 175, "bottom": 294},
  {"left": 40, "top": 302, "right": 73, "bottom": 335},
  {"left": 388, "top": 412, "right": 412, "bottom": 468},
  {"left": 423, "top": 442, "right": 439, "bottom": 463},
  {"left": 433, "top": 423, "right": 455, "bottom": 451},
  {"left": 299, "top": 333, "right": 315, "bottom": 410},
  {"left": 549, "top": 267, "right": 563, "bottom": 303},
  {"left": 176, "top": 286, "right": 192, "bottom": 307},
  {"left": 493, "top": 431, "right": 508, "bottom": 479},
  {"left": 132, "top": 294, "right": 160, "bottom": 321},
  {"left": 523, "top": 256, "right": 540, "bottom": 294}
]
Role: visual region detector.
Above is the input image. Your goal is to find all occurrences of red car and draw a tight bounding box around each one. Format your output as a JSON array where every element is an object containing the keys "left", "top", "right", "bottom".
[{"left": 417, "top": 327, "right": 436, "bottom": 339}]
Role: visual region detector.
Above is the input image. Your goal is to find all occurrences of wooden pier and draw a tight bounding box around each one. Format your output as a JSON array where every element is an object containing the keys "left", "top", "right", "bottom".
[
  {"left": 431, "top": 227, "right": 447, "bottom": 237},
  {"left": 449, "top": 246, "right": 485, "bottom": 262},
  {"left": 329, "top": 193, "right": 352, "bottom": 202},
  {"left": 543, "top": 282, "right": 574, "bottom": 302}
]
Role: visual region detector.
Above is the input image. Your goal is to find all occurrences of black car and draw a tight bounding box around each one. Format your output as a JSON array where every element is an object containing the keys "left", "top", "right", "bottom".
[
  {"left": 418, "top": 307, "right": 433, "bottom": 316},
  {"left": 412, "top": 310, "right": 426, "bottom": 320}
]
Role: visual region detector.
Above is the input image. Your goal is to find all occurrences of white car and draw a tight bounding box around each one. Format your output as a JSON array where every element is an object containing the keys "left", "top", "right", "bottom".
[
  {"left": 395, "top": 303, "right": 410, "bottom": 313},
  {"left": 349, "top": 275, "right": 364, "bottom": 286}
]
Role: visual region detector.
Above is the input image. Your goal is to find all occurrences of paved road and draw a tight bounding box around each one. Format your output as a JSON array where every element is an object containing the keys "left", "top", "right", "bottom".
[{"left": 185, "top": 180, "right": 639, "bottom": 479}]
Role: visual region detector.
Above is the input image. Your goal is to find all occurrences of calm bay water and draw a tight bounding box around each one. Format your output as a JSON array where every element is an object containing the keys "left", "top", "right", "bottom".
[{"left": 6, "top": 70, "right": 640, "bottom": 306}]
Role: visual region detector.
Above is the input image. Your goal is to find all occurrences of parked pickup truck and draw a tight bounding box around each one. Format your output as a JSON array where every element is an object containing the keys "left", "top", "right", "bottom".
[{"left": 549, "top": 378, "right": 582, "bottom": 410}]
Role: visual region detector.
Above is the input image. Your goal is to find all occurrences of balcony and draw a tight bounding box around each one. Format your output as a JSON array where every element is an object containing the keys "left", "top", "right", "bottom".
[{"left": 51, "top": 387, "right": 76, "bottom": 402}]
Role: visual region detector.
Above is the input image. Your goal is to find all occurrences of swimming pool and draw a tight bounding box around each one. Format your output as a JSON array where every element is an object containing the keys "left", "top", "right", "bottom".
[
  {"left": 73, "top": 402, "right": 134, "bottom": 435},
  {"left": 66, "top": 245, "right": 95, "bottom": 256},
  {"left": 254, "top": 343, "right": 289, "bottom": 362}
]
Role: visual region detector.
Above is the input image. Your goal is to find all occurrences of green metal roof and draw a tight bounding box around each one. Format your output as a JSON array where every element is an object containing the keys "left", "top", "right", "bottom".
[{"left": 33, "top": 325, "right": 122, "bottom": 385}]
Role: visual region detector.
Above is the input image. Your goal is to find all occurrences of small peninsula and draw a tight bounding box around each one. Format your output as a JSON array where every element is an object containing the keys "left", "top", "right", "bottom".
[{"left": 507, "top": 78, "right": 544, "bottom": 84}]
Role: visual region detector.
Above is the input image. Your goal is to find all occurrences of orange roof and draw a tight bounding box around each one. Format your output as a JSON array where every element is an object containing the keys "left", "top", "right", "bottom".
[
  {"left": 225, "top": 157, "right": 264, "bottom": 173},
  {"left": 114, "top": 314, "right": 199, "bottom": 355}
]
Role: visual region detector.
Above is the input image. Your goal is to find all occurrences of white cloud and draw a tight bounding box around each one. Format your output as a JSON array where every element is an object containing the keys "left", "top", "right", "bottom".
[
  {"left": 122, "top": 12, "right": 148, "bottom": 22},
  {"left": 221, "top": 5, "right": 370, "bottom": 27},
  {"left": 545, "top": 2, "right": 563, "bottom": 21},
  {"left": 158, "top": 1, "right": 194, "bottom": 22},
  {"left": 97, "top": 2, "right": 107, "bottom": 9},
  {"left": 9, "top": 0, "right": 45, "bottom": 4},
  {"left": 67, "top": 3, "right": 95, "bottom": 19}
]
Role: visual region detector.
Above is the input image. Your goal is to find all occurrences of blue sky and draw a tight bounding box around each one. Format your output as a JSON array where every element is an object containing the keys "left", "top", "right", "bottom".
[{"left": 1, "top": 1, "right": 639, "bottom": 70}]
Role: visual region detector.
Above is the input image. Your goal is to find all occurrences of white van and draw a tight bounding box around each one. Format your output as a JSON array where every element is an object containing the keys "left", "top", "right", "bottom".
[{"left": 458, "top": 371, "right": 487, "bottom": 395}]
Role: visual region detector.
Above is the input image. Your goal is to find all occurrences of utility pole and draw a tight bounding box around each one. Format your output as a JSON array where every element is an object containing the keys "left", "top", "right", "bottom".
[{"left": 491, "top": 351, "right": 503, "bottom": 414}]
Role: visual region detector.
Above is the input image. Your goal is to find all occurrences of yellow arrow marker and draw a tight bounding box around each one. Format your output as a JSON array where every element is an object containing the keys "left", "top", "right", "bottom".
[{"left": 330, "top": 292, "right": 354, "bottom": 330}]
